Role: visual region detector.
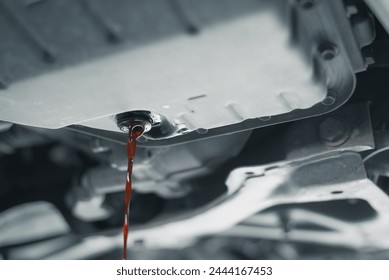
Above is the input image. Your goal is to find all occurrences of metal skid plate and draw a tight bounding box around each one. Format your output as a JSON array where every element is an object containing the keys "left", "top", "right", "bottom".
[
  {"left": 0, "top": 0, "right": 371, "bottom": 145},
  {"left": 42, "top": 152, "right": 389, "bottom": 259},
  {"left": 127, "top": 152, "right": 389, "bottom": 250}
]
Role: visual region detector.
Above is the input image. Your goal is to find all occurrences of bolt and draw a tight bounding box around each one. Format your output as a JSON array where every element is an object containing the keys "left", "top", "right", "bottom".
[
  {"left": 321, "top": 96, "right": 336, "bottom": 105},
  {"left": 115, "top": 111, "right": 153, "bottom": 134},
  {"left": 318, "top": 43, "right": 338, "bottom": 60},
  {"left": 196, "top": 128, "right": 208, "bottom": 134},
  {"left": 318, "top": 117, "right": 351, "bottom": 147},
  {"left": 259, "top": 116, "right": 271, "bottom": 121}
]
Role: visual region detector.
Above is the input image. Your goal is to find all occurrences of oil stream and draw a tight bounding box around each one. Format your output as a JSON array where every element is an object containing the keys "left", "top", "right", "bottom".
[{"left": 122, "top": 123, "right": 144, "bottom": 260}]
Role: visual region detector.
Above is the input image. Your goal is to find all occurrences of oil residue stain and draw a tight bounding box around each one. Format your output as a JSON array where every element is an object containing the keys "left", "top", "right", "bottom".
[{"left": 123, "top": 124, "right": 144, "bottom": 260}]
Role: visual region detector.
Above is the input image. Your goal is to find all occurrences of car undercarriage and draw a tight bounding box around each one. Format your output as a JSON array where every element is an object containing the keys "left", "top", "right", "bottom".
[{"left": 1, "top": 0, "right": 389, "bottom": 260}]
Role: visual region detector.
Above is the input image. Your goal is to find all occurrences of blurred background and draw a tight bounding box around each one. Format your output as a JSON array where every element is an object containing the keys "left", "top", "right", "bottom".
[{"left": 1, "top": 0, "right": 389, "bottom": 259}]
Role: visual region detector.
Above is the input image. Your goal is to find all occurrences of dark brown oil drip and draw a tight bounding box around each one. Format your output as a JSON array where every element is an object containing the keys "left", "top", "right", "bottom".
[{"left": 122, "top": 124, "right": 144, "bottom": 260}]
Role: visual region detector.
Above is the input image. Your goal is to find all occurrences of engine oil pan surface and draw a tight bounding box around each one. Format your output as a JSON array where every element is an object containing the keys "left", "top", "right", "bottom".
[{"left": 0, "top": 0, "right": 363, "bottom": 145}]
